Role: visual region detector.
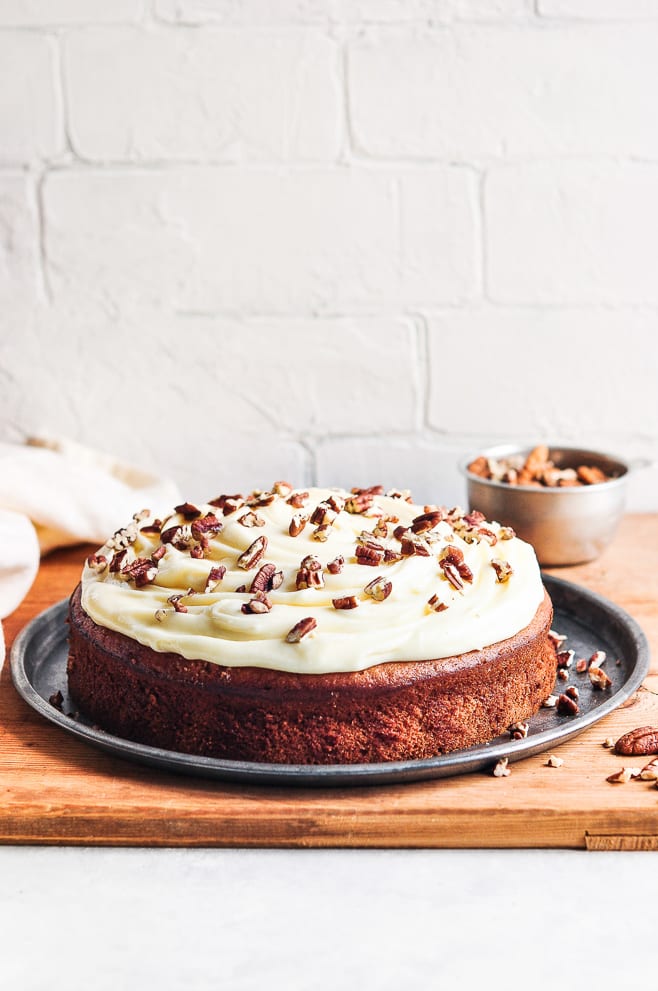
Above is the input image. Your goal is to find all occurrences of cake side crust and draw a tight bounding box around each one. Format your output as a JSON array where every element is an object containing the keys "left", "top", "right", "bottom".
[{"left": 67, "top": 584, "right": 556, "bottom": 764}]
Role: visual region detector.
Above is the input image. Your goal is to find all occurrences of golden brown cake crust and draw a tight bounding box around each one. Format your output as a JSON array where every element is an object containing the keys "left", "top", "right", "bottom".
[{"left": 67, "top": 584, "right": 556, "bottom": 764}]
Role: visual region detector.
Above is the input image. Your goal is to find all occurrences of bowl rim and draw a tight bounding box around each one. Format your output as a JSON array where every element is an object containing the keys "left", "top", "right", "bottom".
[{"left": 459, "top": 444, "right": 629, "bottom": 495}]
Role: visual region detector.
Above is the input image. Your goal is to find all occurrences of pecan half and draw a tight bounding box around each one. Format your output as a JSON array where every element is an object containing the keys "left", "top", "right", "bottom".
[
  {"left": 356, "top": 544, "right": 384, "bottom": 567},
  {"left": 250, "top": 562, "right": 277, "bottom": 594},
  {"left": 285, "top": 616, "right": 317, "bottom": 643},
  {"left": 237, "top": 535, "right": 268, "bottom": 570},
  {"left": 332, "top": 595, "right": 359, "bottom": 610},
  {"left": 411, "top": 511, "right": 443, "bottom": 535},
  {"left": 614, "top": 726, "right": 658, "bottom": 757}
]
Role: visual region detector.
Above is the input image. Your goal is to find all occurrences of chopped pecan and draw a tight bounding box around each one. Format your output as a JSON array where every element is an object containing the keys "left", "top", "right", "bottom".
[
  {"left": 250, "top": 563, "right": 277, "bottom": 594},
  {"left": 237, "top": 535, "right": 268, "bottom": 570},
  {"left": 160, "top": 524, "right": 195, "bottom": 549},
  {"left": 545, "top": 754, "right": 564, "bottom": 768},
  {"left": 614, "top": 727, "right": 658, "bottom": 757},
  {"left": 242, "top": 592, "right": 272, "bottom": 615},
  {"left": 109, "top": 548, "right": 127, "bottom": 573},
  {"left": 86, "top": 553, "right": 108, "bottom": 573},
  {"left": 509, "top": 721, "right": 529, "bottom": 740},
  {"left": 590, "top": 650, "right": 606, "bottom": 667},
  {"left": 439, "top": 546, "right": 473, "bottom": 591},
  {"left": 498, "top": 526, "right": 516, "bottom": 540},
  {"left": 190, "top": 545, "right": 205, "bottom": 560},
  {"left": 384, "top": 548, "right": 402, "bottom": 564},
  {"left": 607, "top": 767, "right": 640, "bottom": 784},
  {"left": 209, "top": 493, "right": 245, "bottom": 516},
  {"left": 326, "top": 493, "right": 346, "bottom": 513},
  {"left": 589, "top": 666, "right": 612, "bottom": 690},
  {"left": 557, "top": 694, "right": 579, "bottom": 716},
  {"left": 332, "top": 595, "right": 359, "bottom": 610},
  {"left": 427, "top": 594, "right": 448, "bottom": 613},
  {"left": 289, "top": 513, "right": 308, "bottom": 537},
  {"left": 542, "top": 695, "right": 558, "bottom": 708},
  {"left": 139, "top": 522, "right": 162, "bottom": 535},
  {"left": 191, "top": 514, "right": 222, "bottom": 540},
  {"left": 311, "top": 524, "right": 332, "bottom": 542},
  {"left": 372, "top": 519, "right": 389, "bottom": 540},
  {"left": 49, "top": 690, "right": 64, "bottom": 711},
  {"left": 548, "top": 630, "right": 567, "bottom": 648},
  {"left": 106, "top": 523, "right": 139, "bottom": 552},
  {"left": 167, "top": 594, "right": 188, "bottom": 614},
  {"left": 327, "top": 555, "right": 345, "bottom": 575},
  {"left": 246, "top": 489, "right": 276, "bottom": 508},
  {"left": 174, "top": 502, "right": 201, "bottom": 520},
  {"left": 577, "top": 464, "right": 608, "bottom": 485},
  {"left": 491, "top": 559, "right": 513, "bottom": 583},
  {"left": 310, "top": 501, "right": 337, "bottom": 526},
  {"left": 640, "top": 758, "right": 658, "bottom": 781},
  {"left": 575, "top": 658, "right": 588, "bottom": 674},
  {"left": 121, "top": 557, "right": 158, "bottom": 587},
  {"left": 205, "top": 565, "right": 226, "bottom": 593},
  {"left": 272, "top": 480, "right": 293, "bottom": 497},
  {"left": 364, "top": 576, "right": 392, "bottom": 602},
  {"left": 238, "top": 511, "right": 266, "bottom": 528},
  {"left": 151, "top": 545, "right": 166, "bottom": 563},
  {"left": 346, "top": 492, "right": 375, "bottom": 514},
  {"left": 467, "top": 456, "right": 489, "bottom": 478},
  {"left": 565, "top": 685, "right": 579, "bottom": 701},
  {"left": 356, "top": 544, "right": 384, "bottom": 567},
  {"left": 296, "top": 555, "right": 324, "bottom": 590},
  {"left": 400, "top": 535, "right": 431, "bottom": 557},
  {"left": 386, "top": 487, "right": 413, "bottom": 502},
  {"left": 285, "top": 616, "right": 317, "bottom": 643},
  {"left": 287, "top": 490, "right": 309, "bottom": 508},
  {"left": 492, "top": 758, "right": 511, "bottom": 778},
  {"left": 411, "top": 511, "right": 443, "bottom": 535},
  {"left": 557, "top": 649, "right": 575, "bottom": 669}
]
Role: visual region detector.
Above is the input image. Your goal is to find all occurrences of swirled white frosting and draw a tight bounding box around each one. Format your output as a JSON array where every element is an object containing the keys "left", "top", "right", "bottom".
[{"left": 80, "top": 487, "right": 544, "bottom": 675}]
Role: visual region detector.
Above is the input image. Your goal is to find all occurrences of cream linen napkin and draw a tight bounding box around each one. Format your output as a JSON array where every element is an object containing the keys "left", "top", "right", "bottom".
[{"left": 0, "top": 437, "right": 181, "bottom": 669}]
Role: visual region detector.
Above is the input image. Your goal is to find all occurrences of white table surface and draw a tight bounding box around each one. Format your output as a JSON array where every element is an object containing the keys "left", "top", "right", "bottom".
[{"left": 1, "top": 847, "right": 653, "bottom": 989}]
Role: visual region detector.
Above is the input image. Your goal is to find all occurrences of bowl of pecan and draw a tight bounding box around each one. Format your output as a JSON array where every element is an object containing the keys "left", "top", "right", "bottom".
[{"left": 461, "top": 444, "right": 631, "bottom": 566}]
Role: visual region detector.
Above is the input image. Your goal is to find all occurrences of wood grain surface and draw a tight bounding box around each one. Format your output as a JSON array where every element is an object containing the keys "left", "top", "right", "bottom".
[{"left": 2, "top": 515, "right": 657, "bottom": 849}]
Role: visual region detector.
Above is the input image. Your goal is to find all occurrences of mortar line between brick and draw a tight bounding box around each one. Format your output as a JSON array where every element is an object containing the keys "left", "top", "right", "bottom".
[{"left": 35, "top": 170, "right": 52, "bottom": 303}]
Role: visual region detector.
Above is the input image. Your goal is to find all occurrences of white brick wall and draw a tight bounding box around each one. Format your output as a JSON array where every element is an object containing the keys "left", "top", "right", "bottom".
[{"left": 1, "top": 3, "right": 657, "bottom": 510}]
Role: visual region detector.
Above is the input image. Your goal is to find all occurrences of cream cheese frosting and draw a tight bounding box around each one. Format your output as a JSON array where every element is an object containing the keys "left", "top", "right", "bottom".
[{"left": 80, "top": 485, "right": 545, "bottom": 675}]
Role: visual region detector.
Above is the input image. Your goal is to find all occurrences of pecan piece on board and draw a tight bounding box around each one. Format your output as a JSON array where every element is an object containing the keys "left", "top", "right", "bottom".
[{"left": 614, "top": 726, "right": 658, "bottom": 757}]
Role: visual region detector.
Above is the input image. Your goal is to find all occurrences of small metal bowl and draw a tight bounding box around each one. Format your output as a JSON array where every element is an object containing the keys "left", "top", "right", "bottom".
[{"left": 460, "top": 445, "right": 631, "bottom": 566}]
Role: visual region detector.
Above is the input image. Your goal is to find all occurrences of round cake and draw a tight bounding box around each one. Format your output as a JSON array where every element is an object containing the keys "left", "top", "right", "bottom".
[{"left": 67, "top": 483, "right": 557, "bottom": 764}]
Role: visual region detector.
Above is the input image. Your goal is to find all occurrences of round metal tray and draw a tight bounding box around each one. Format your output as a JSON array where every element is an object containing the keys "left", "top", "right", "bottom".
[{"left": 10, "top": 574, "right": 650, "bottom": 787}]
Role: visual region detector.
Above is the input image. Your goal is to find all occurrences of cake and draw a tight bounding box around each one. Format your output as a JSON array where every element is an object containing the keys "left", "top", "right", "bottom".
[{"left": 67, "top": 483, "right": 557, "bottom": 764}]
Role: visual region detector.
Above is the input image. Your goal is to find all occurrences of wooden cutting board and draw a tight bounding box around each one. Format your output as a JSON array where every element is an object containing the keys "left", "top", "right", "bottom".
[{"left": 2, "top": 515, "right": 657, "bottom": 850}]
